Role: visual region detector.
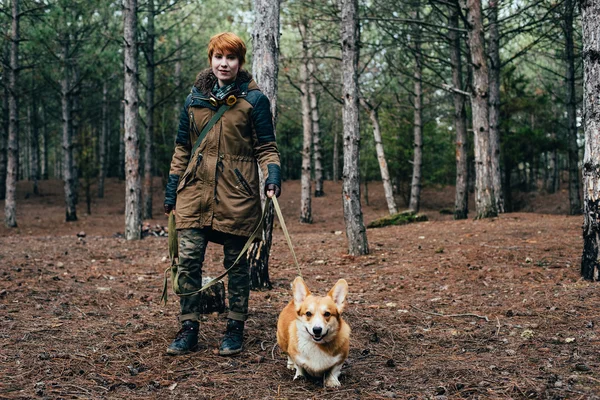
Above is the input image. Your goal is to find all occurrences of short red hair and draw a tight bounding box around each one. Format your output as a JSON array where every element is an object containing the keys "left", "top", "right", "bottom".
[{"left": 207, "top": 32, "right": 247, "bottom": 67}]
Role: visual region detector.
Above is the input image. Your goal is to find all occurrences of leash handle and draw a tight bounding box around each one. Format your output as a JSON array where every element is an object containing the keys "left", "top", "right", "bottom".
[{"left": 272, "top": 196, "right": 302, "bottom": 279}]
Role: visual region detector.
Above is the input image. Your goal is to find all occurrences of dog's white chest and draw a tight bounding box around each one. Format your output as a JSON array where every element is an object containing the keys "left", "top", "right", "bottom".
[{"left": 294, "top": 327, "right": 342, "bottom": 376}]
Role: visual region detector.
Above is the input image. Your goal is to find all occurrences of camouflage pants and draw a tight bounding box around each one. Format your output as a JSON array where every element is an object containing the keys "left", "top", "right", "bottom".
[{"left": 176, "top": 228, "right": 249, "bottom": 323}]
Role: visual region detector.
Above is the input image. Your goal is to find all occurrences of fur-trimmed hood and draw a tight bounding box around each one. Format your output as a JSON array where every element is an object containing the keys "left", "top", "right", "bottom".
[{"left": 193, "top": 68, "right": 253, "bottom": 95}]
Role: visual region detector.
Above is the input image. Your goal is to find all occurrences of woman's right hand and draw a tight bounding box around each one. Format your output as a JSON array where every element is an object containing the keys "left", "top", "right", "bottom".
[{"left": 164, "top": 204, "right": 176, "bottom": 215}]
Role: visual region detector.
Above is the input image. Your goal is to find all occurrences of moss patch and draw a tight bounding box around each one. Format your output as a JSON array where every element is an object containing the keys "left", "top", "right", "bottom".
[{"left": 367, "top": 211, "right": 428, "bottom": 228}]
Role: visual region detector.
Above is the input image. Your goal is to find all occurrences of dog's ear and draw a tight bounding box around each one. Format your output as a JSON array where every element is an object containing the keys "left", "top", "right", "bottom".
[
  {"left": 292, "top": 276, "right": 310, "bottom": 309},
  {"left": 328, "top": 279, "right": 348, "bottom": 312}
]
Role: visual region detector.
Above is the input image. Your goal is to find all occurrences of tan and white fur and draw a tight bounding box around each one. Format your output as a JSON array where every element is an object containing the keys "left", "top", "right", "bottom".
[{"left": 277, "top": 277, "right": 350, "bottom": 387}]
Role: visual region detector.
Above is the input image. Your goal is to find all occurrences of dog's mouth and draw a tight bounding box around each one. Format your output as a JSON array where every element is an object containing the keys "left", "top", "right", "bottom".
[{"left": 306, "top": 327, "right": 328, "bottom": 342}]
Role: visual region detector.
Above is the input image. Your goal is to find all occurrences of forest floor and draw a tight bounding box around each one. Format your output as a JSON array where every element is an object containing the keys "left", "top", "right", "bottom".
[{"left": 1, "top": 178, "right": 599, "bottom": 400}]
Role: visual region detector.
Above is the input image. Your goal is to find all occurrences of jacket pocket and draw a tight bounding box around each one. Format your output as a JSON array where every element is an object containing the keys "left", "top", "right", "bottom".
[
  {"left": 177, "top": 153, "right": 203, "bottom": 193},
  {"left": 233, "top": 168, "right": 254, "bottom": 196}
]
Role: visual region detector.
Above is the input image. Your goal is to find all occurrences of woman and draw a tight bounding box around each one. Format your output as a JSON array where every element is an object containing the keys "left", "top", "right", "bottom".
[{"left": 163, "top": 32, "right": 281, "bottom": 356}]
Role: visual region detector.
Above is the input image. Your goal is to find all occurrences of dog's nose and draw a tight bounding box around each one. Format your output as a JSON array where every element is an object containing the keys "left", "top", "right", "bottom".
[{"left": 313, "top": 326, "right": 322, "bottom": 336}]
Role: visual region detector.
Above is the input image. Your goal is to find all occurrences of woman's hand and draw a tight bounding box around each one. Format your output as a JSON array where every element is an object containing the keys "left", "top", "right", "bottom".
[
  {"left": 164, "top": 204, "right": 176, "bottom": 215},
  {"left": 265, "top": 184, "right": 281, "bottom": 198}
]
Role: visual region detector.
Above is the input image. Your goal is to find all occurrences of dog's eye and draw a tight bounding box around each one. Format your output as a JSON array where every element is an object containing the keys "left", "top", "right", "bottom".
[
  {"left": 305, "top": 311, "right": 312, "bottom": 317},
  {"left": 324, "top": 312, "right": 331, "bottom": 317}
]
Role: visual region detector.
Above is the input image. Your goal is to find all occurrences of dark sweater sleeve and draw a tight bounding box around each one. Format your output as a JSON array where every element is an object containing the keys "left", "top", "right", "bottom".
[
  {"left": 249, "top": 92, "right": 281, "bottom": 188},
  {"left": 165, "top": 95, "right": 192, "bottom": 205}
]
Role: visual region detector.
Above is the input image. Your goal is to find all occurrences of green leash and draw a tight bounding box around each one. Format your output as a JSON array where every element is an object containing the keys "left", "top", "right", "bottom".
[{"left": 161, "top": 196, "right": 302, "bottom": 305}]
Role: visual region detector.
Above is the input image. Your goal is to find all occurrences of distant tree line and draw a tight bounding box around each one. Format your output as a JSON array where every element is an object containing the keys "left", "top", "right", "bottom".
[{"left": 0, "top": 0, "right": 590, "bottom": 259}]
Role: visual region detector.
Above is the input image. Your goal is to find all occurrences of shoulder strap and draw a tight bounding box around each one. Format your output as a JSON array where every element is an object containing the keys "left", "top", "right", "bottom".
[{"left": 190, "top": 104, "right": 231, "bottom": 157}]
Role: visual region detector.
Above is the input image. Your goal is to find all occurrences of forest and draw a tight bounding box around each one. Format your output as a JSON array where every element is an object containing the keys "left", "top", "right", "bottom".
[{"left": 2, "top": 0, "right": 600, "bottom": 399}]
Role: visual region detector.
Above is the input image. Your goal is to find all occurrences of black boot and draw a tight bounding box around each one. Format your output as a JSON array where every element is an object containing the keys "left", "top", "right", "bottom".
[
  {"left": 219, "top": 319, "right": 244, "bottom": 356},
  {"left": 166, "top": 320, "right": 199, "bottom": 355}
]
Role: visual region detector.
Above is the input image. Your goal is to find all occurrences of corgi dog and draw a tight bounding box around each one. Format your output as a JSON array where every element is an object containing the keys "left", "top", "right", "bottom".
[{"left": 277, "top": 276, "right": 350, "bottom": 387}]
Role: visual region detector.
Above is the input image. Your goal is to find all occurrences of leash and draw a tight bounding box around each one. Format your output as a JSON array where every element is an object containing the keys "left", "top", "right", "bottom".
[
  {"left": 271, "top": 196, "right": 302, "bottom": 279},
  {"left": 161, "top": 196, "right": 302, "bottom": 305}
]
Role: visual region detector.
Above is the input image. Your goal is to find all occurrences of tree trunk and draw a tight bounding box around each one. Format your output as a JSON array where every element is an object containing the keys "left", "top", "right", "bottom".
[
  {"left": 71, "top": 63, "right": 80, "bottom": 207},
  {"left": 21, "top": 107, "right": 29, "bottom": 181},
  {"left": 173, "top": 36, "right": 182, "bottom": 127},
  {"left": 5, "top": 0, "right": 19, "bottom": 228},
  {"left": 61, "top": 39, "right": 77, "bottom": 222},
  {"left": 249, "top": 0, "right": 280, "bottom": 289},
  {"left": 29, "top": 86, "right": 39, "bottom": 196},
  {"left": 119, "top": 100, "right": 125, "bottom": 180},
  {"left": 1, "top": 80, "right": 8, "bottom": 201},
  {"left": 299, "top": 21, "right": 313, "bottom": 223},
  {"left": 98, "top": 82, "right": 108, "bottom": 198},
  {"left": 341, "top": 0, "right": 368, "bottom": 256},
  {"left": 143, "top": 0, "right": 155, "bottom": 220},
  {"left": 308, "top": 52, "right": 324, "bottom": 197},
  {"left": 449, "top": 2, "right": 468, "bottom": 219},
  {"left": 409, "top": 18, "right": 423, "bottom": 214},
  {"left": 581, "top": 0, "right": 600, "bottom": 280},
  {"left": 565, "top": 0, "right": 581, "bottom": 215},
  {"left": 41, "top": 103, "right": 48, "bottom": 180},
  {"left": 333, "top": 114, "right": 339, "bottom": 183},
  {"left": 124, "top": 0, "right": 141, "bottom": 240},
  {"left": 360, "top": 99, "right": 397, "bottom": 215},
  {"left": 461, "top": 0, "right": 497, "bottom": 219},
  {"left": 547, "top": 144, "right": 558, "bottom": 193},
  {"left": 487, "top": 0, "right": 504, "bottom": 213}
]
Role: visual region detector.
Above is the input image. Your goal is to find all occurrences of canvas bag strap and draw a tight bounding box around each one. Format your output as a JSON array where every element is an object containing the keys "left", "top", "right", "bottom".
[{"left": 190, "top": 104, "right": 231, "bottom": 158}]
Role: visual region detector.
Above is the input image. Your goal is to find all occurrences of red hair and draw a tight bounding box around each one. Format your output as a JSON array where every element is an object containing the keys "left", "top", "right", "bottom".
[{"left": 207, "top": 32, "right": 247, "bottom": 67}]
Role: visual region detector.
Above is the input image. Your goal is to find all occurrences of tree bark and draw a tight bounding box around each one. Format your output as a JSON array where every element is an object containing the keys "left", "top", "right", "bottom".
[
  {"left": 581, "top": 0, "right": 600, "bottom": 281},
  {"left": 461, "top": 0, "right": 497, "bottom": 219},
  {"left": 41, "top": 103, "right": 48, "bottom": 180},
  {"left": 565, "top": 0, "right": 581, "bottom": 215},
  {"left": 409, "top": 15, "right": 423, "bottom": 214},
  {"left": 449, "top": 2, "right": 468, "bottom": 219},
  {"left": 360, "top": 99, "right": 397, "bottom": 215},
  {"left": 5, "top": 0, "right": 19, "bottom": 227},
  {"left": 98, "top": 82, "right": 109, "bottom": 198},
  {"left": 487, "top": 0, "right": 504, "bottom": 213},
  {"left": 249, "top": 0, "right": 280, "bottom": 289},
  {"left": 1, "top": 79, "right": 8, "bottom": 201},
  {"left": 173, "top": 36, "right": 182, "bottom": 127},
  {"left": 119, "top": 100, "right": 125, "bottom": 181},
  {"left": 61, "top": 39, "right": 77, "bottom": 222},
  {"left": 299, "top": 21, "right": 313, "bottom": 223},
  {"left": 71, "top": 63, "right": 80, "bottom": 207},
  {"left": 124, "top": 0, "right": 141, "bottom": 240},
  {"left": 307, "top": 51, "right": 324, "bottom": 197},
  {"left": 29, "top": 85, "right": 39, "bottom": 195},
  {"left": 333, "top": 113, "right": 339, "bottom": 183},
  {"left": 341, "top": 0, "right": 368, "bottom": 255},
  {"left": 143, "top": 0, "right": 155, "bottom": 220}
]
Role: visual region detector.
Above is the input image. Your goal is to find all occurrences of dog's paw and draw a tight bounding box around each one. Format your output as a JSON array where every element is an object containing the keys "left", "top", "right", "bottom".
[
  {"left": 286, "top": 357, "right": 295, "bottom": 370},
  {"left": 293, "top": 369, "right": 306, "bottom": 381},
  {"left": 324, "top": 376, "right": 341, "bottom": 388}
]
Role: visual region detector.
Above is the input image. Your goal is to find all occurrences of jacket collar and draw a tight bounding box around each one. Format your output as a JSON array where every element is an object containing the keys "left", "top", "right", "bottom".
[{"left": 193, "top": 68, "right": 253, "bottom": 96}]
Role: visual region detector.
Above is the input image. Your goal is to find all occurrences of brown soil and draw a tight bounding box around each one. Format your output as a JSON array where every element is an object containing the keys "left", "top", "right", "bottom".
[{"left": 1, "top": 179, "right": 598, "bottom": 399}]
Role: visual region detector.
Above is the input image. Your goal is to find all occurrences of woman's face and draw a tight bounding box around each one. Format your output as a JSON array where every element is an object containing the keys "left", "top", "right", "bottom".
[{"left": 211, "top": 50, "right": 240, "bottom": 87}]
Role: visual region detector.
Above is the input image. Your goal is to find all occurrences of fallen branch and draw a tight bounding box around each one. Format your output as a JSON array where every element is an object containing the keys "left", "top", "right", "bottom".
[{"left": 410, "top": 305, "right": 489, "bottom": 322}]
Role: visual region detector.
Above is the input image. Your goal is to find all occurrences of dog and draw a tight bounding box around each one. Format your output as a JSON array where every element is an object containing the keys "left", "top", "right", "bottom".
[{"left": 277, "top": 276, "right": 350, "bottom": 387}]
